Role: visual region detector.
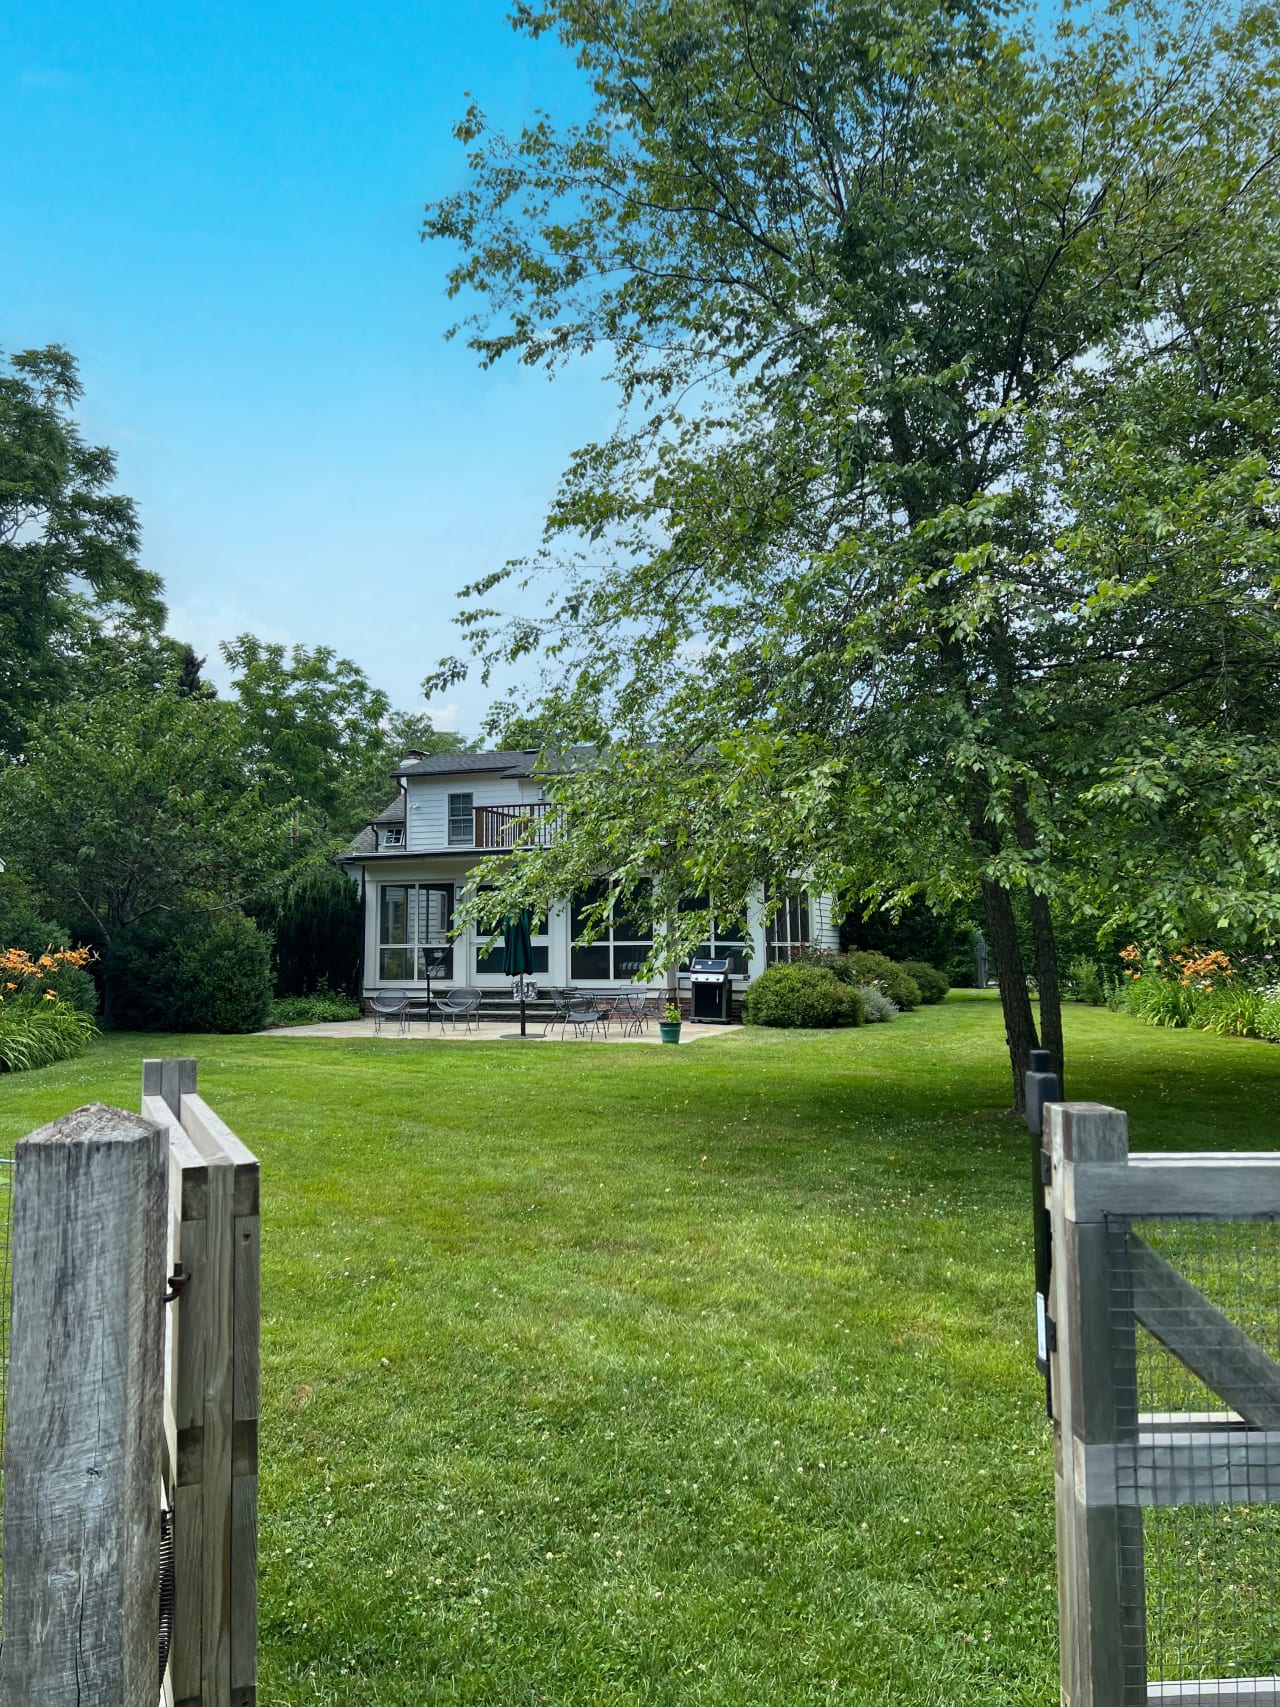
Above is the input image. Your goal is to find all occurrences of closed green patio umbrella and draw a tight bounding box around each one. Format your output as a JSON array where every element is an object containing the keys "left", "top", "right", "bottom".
[{"left": 502, "top": 908, "right": 536, "bottom": 1038}]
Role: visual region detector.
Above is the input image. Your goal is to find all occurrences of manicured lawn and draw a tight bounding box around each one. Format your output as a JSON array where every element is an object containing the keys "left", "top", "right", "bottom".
[{"left": 2, "top": 994, "right": 1278, "bottom": 1705}]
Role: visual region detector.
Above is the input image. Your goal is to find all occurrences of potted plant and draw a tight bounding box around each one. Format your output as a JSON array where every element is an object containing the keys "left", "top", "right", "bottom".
[{"left": 659, "top": 1000, "right": 683, "bottom": 1045}]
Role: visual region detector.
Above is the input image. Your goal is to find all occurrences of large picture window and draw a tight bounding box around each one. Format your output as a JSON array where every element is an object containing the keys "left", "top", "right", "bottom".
[
  {"left": 570, "top": 881, "right": 653, "bottom": 982},
  {"left": 448, "top": 793, "right": 474, "bottom": 846},
  {"left": 678, "top": 896, "right": 749, "bottom": 975},
  {"left": 765, "top": 894, "right": 810, "bottom": 963},
  {"left": 473, "top": 889, "right": 550, "bottom": 977},
  {"left": 379, "top": 883, "right": 453, "bottom": 980}
]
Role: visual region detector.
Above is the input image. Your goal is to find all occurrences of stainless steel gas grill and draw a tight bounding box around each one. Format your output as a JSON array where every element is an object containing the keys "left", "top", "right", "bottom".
[{"left": 689, "top": 957, "right": 733, "bottom": 1023}]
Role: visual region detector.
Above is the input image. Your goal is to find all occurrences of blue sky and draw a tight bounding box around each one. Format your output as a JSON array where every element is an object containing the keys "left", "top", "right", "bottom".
[{"left": 0, "top": 1, "right": 609, "bottom": 732}]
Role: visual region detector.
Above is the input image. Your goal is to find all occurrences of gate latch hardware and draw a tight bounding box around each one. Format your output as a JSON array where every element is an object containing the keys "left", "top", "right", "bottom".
[{"left": 163, "top": 1262, "right": 191, "bottom": 1304}]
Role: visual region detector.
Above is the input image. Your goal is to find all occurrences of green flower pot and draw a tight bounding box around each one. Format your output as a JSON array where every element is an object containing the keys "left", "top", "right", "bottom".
[{"left": 659, "top": 1022, "right": 682, "bottom": 1045}]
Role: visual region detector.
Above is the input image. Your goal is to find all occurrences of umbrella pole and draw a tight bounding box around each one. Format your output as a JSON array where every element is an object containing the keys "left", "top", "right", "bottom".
[{"left": 520, "top": 983, "right": 527, "bottom": 1038}]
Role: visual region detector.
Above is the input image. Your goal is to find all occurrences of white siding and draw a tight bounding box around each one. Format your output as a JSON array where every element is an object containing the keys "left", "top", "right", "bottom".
[
  {"left": 810, "top": 893, "right": 841, "bottom": 953},
  {"left": 405, "top": 775, "right": 532, "bottom": 852}
]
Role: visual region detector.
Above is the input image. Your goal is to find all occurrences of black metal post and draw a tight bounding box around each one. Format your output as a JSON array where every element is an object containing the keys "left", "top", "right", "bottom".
[{"left": 1025, "top": 1046, "right": 1060, "bottom": 1416}]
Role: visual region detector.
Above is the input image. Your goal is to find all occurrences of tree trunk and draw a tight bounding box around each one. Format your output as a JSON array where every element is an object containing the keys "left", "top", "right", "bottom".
[
  {"left": 981, "top": 877, "right": 1040, "bottom": 1114},
  {"left": 1027, "top": 888, "right": 1064, "bottom": 1097}
]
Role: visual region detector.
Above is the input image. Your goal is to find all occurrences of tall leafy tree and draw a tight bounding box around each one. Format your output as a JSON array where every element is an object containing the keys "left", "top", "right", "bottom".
[
  {"left": 0, "top": 674, "right": 288, "bottom": 944},
  {"left": 0, "top": 345, "right": 164, "bottom": 756},
  {"left": 424, "top": 0, "right": 1280, "bottom": 1105},
  {"left": 224, "top": 637, "right": 471, "bottom": 848}
]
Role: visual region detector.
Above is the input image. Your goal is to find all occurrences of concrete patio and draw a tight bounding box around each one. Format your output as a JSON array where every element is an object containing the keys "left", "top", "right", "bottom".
[{"left": 258, "top": 1017, "right": 742, "bottom": 1044}]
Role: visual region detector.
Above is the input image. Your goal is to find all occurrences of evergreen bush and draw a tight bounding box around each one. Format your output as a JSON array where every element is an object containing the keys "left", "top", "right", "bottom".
[
  {"left": 105, "top": 912, "right": 273, "bottom": 1033},
  {"left": 743, "top": 964, "right": 864, "bottom": 1029},
  {"left": 258, "top": 867, "right": 361, "bottom": 998}
]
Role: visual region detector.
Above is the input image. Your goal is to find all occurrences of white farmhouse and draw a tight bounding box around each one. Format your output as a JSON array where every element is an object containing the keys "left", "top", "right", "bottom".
[{"left": 341, "top": 749, "right": 839, "bottom": 1015}]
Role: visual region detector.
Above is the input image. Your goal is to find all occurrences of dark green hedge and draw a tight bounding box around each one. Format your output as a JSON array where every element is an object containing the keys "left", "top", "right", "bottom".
[{"left": 104, "top": 912, "right": 273, "bottom": 1033}]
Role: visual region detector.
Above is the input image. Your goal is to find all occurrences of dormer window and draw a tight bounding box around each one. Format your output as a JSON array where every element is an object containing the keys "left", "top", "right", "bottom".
[{"left": 381, "top": 826, "right": 404, "bottom": 848}]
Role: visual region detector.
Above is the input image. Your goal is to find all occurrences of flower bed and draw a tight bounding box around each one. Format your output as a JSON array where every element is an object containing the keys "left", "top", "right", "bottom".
[
  {"left": 0, "top": 946, "right": 98, "bottom": 1071},
  {"left": 1116, "top": 945, "right": 1280, "bottom": 1042}
]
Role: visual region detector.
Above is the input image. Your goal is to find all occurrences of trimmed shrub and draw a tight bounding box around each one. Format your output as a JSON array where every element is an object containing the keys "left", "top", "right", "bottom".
[
  {"left": 898, "top": 960, "right": 950, "bottom": 1005},
  {"left": 104, "top": 912, "right": 273, "bottom": 1033},
  {"left": 787, "top": 947, "right": 857, "bottom": 984},
  {"left": 0, "top": 995, "right": 96, "bottom": 1072},
  {"left": 856, "top": 985, "right": 898, "bottom": 1023},
  {"left": 845, "top": 951, "right": 922, "bottom": 1011},
  {"left": 266, "top": 987, "right": 362, "bottom": 1027},
  {"left": 743, "top": 964, "right": 864, "bottom": 1029}
]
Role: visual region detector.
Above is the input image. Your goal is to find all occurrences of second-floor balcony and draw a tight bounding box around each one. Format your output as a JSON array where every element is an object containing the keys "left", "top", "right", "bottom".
[{"left": 466, "top": 802, "right": 559, "bottom": 851}]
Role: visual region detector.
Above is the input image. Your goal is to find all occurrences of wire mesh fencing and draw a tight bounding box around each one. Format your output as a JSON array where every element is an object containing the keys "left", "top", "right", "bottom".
[{"left": 1107, "top": 1213, "right": 1280, "bottom": 1702}]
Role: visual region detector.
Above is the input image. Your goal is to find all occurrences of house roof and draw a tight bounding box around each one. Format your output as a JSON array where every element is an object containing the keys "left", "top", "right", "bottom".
[
  {"left": 394, "top": 749, "right": 540, "bottom": 780},
  {"left": 393, "top": 744, "right": 595, "bottom": 780}
]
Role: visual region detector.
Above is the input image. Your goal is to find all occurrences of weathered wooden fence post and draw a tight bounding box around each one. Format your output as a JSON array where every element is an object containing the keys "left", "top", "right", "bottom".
[
  {"left": 1, "top": 1102, "right": 168, "bottom": 1705},
  {"left": 1046, "top": 1100, "right": 1147, "bottom": 1707}
]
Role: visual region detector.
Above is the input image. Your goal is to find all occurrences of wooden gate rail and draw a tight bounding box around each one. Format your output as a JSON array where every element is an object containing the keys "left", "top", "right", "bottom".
[
  {"left": 143, "top": 1058, "right": 259, "bottom": 1707},
  {"left": 1045, "top": 1101, "right": 1280, "bottom": 1707}
]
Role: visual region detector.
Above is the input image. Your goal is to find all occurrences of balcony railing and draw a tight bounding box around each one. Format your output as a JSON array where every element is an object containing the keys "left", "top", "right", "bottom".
[{"left": 473, "top": 802, "right": 559, "bottom": 851}]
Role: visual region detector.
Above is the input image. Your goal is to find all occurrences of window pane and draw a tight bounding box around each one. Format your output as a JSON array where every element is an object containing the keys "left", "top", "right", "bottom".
[
  {"left": 417, "top": 945, "right": 453, "bottom": 981},
  {"left": 380, "top": 946, "right": 413, "bottom": 980},
  {"left": 570, "top": 880, "right": 609, "bottom": 937},
  {"left": 426, "top": 887, "right": 452, "bottom": 941},
  {"left": 380, "top": 886, "right": 408, "bottom": 945},
  {"left": 570, "top": 943, "right": 610, "bottom": 981},
  {"left": 612, "top": 890, "right": 653, "bottom": 944},
  {"left": 611, "top": 945, "right": 651, "bottom": 980},
  {"left": 448, "top": 793, "right": 474, "bottom": 844}
]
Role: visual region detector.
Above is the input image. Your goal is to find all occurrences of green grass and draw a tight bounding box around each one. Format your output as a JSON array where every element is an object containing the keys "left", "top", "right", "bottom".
[{"left": 1, "top": 994, "right": 1278, "bottom": 1705}]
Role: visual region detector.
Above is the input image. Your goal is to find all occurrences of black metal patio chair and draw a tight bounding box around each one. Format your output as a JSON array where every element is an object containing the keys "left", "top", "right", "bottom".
[
  {"left": 368, "top": 994, "right": 410, "bottom": 1036},
  {"left": 567, "top": 994, "right": 608, "bottom": 1040},
  {"left": 437, "top": 986, "right": 483, "bottom": 1034},
  {"left": 616, "top": 991, "right": 651, "bottom": 1037},
  {"left": 540, "top": 987, "right": 574, "bottom": 1038}
]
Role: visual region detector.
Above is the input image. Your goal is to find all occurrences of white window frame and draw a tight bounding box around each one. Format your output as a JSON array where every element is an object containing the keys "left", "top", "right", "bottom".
[
  {"left": 378, "top": 882, "right": 453, "bottom": 981},
  {"left": 765, "top": 893, "right": 811, "bottom": 963},
  {"left": 381, "top": 826, "right": 404, "bottom": 848},
  {"left": 570, "top": 881, "right": 654, "bottom": 984},
  {"left": 447, "top": 792, "right": 474, "bottom": 846}
]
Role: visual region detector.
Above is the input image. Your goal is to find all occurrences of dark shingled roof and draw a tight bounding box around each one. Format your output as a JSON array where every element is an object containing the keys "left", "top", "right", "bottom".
[{"left": 394, "top": 749, "right": 540, "bottom": 780}]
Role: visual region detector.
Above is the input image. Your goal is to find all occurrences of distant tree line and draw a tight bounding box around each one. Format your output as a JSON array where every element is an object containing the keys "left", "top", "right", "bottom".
[{"left": 0, "top": 344, "right": 471, "bottom": 1026}]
